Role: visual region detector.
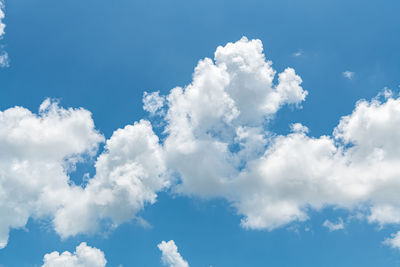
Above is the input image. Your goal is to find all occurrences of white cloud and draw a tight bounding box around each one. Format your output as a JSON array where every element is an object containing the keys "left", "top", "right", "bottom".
[
  {"left": 145, "top": 37, "right": 400, "bottom": 240},
  {"left": 0, "top": 1, "right": 8, "bottom": 68},
  {"left": 0, "top": 37, "right": 308, "bottom": 247},
  {"left": 163, "top": 37, "right": 307, "bottom": 198},
  {"left": 323, "top": 218, "right": 344, "bottom": 231},
  {"left": 293, "top": 49, "right": 303, "bottom": 57},
  {"left": 0, "top": 99, "right": 104, "bottom": 248},
  {"left": 0, "top": 51, "right": 8, "bottom": 67},
  {"left": 342, "top": 70, "right": 355, "bottom": 79},
  {"left": 158, "top": 240, "right": 189, "bottom": 267},
  {"left": 143, "top": 91, "right": 166, "bottom": 116},
  {"left": 229, "top": 94, "right": 400, "bottom": 230},
  {"left": 53, "top": 119, "right": 168, "bottom": 237},
  {"left": 0, "top": 100, "right": 168, "bottom": 248},
  {"left": 2, "top": 36, "right": 400, "bottom": 250},
  {"left": 41, "top": 242, "right": 107, "bottom": 267},
  {"left": 383, "top": 231, "right": 400, "bottom": 250},
  {"left": 0, "top": 1, "right": 5, "bottom": 38}
]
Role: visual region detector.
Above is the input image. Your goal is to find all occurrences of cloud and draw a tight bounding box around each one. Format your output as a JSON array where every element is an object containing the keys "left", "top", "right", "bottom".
[
  {"left": 293, "top": 49, "right": 303, "bottom": 57},
  {"left": 0, "top": 1, "right": 8, "bottom": 68},
  {"left": 2, "top": 37, "right": 400, "bottom": 250},
  {"left": 162, "top": 37, "right": 307, "bottom": 198},
  {"left": 41, "top": 242, "right": 107, "bottom": 267},
  {"left": 323, "top": 218, "right": 344, "bottom": 231},
  {"left": 0, "top": 1, "right": 5, "bottom": 38},
  {"left": 0, "top": 99, "right": 167, "bottom": 248},
  {"left": 53, "top": 119, "right": 168, "bottom": 237},
  {"left": 0, "top": 99, "right": 104, "bottom": 248},
  {"left": 158, "top": 240, "right": 189, "bottom": 267},
  {"left": 0, "top": 51, "right": 8, "bottom": 67},
  {"left": 41, "top": 240, "right": 189, "bottom": 267},
  {"left": 383, "top": 231, "right": 400, "bottom": 250},
  {"left": 143, "top": 37, "right": 400, "bottom": 242},
  {"left": 143, "top": 91, "right": 166, "bottom": 116},
  {"left": 342, "top": 70, "right": 355, "bottom": 79}
]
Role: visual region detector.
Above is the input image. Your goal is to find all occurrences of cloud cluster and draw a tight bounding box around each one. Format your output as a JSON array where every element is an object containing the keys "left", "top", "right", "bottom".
[
  {"left": 2, "top": 36, "right": 400, "bottom": 250},
  {"left": 158, "top": 240, "right": 189, "bottom": 267},
  {"left": 0, "top": 101, "right": 168, "bottom": 248},
  {"left": 0, "top": 100, "right": 103, "bottom": 248},
  {"left": 41, "top": 242, "right": 107, "bottom": 267},
  {"left": 40, "top": 240, "right": 189, "bottom": 267},
  {"left": 162, "top": 37, "right": 307, "bottom": 199},
  {"left": 53, "top": 119, "right": 168, "bottom": 237},
  {"left": 144, "top": 37, "right": 400, "bottom": 242}
]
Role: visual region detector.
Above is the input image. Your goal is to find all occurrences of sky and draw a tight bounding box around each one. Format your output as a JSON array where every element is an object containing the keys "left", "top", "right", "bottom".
[{"left": 1, "top": 0, "right": 400, "bottom": 266}]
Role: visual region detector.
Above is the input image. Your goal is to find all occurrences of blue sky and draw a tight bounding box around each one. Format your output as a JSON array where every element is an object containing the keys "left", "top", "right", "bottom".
[{"left": 1, "top": 0, "right": 400, "bottom": 266}]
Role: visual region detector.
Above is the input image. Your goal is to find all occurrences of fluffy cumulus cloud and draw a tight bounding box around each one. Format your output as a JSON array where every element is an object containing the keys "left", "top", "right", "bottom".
[
  {"left": 53, "top": 119, "right": 168, "bottom": 237},
  {"left": 41, "top": 240, "right": 189, "bottom": 267},
  {"left": 0, "top": 100, "right": 104, "bottom": 248},
  {"left": 144, "top": 37, "right": 400, "bottom": 241},
  {"left": 2, "top": 36, "right": 400, "bottom": 249},
  {"left": 41, "top": 242, "right": 106, "bottom": 267},
  {"left": 162, "top": 37, "right": 307, "bottom": 198},
  {"left": 0, "top": 100, "right": 168, "bottom": 248},
  {"left": 158, "top": 240, "right": 189, "bottom": 267}
]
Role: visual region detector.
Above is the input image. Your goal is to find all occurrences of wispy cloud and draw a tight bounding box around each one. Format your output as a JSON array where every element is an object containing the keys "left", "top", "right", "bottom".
[
  {"left": 323, "top": 218, "right": 344, "bottom": 231},
  {"left": 0, "top": 1, "right": 8, "bottom": 68},
  {"left": 342, "top": 70, "right": 355, "bottom": 79},
  {"left": 383, "top": 231, "right": 400, "bottom": 250},
  {"left": 293, "top": 49, "right": 303, "bottom": 57},
  {"left": 0, "top": 1, "right": 5, "bottom": 38},
  {"left": 0, "top": 51, "right": 9, "bottom": 67}
]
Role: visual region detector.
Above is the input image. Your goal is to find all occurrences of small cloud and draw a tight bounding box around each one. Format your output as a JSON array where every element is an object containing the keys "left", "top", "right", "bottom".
[
  {"left": 342, "top": 70, "right": 355, "bottom": 80},
  {"left": 0, "top": 1, "right": 5, "bottom": 38},
  {"left": 41, "top": 242, "right": 107, "bottom": 267},
  {"left": 383, "top": 231, "right": 400, "bottom": 250},
  {"left": 374, "top": 87, "right": 393, "bottom": 100},
  {"left": 290, "top": 123, "right": 309, "bottom": 134},
  {"left": 135, "top": 216, "right": 152, "bottom": 229},
  {"left": 158, "top": 240, "right": 189, "bottom": 267},
  {"left": 143, "top": 91, "right": 166, "bottom": 116},
  {"left": 292, "top": 49, "right": 303, "bottom": 57},
  {"left": 0, "top": 51, "right": 8, "bottom": 68},
  {"left": 323, "top": 218, "right": 344, "bottom": 231}
]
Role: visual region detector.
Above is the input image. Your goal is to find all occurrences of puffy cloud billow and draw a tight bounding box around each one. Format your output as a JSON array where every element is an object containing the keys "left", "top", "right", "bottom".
[
  {"left": 0, "top": 100, "right": 104, "bottom": 248},
  {"left": 146, "top": 37, "right": 400, "bottom": 244},
  {"left": 40, "top": 240, "right": 189, "bottom": 267},
  {"left": 41, "top": 242, "right": 107, "bottom": 267},
  {"left": 2, "top": 37, "right": 400, "bottom": 250},
  {"left": 0, "top": 101, "right": 168, "bottom": 248},
  {"left": 158, "top": 240, "right": 189, "bottom": 267}
]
